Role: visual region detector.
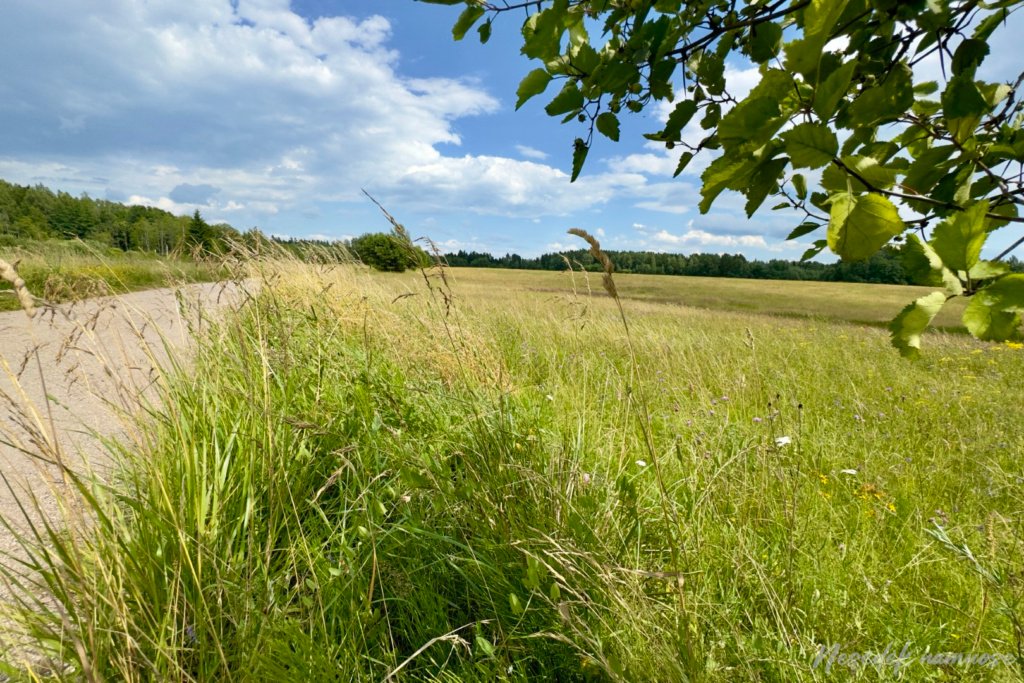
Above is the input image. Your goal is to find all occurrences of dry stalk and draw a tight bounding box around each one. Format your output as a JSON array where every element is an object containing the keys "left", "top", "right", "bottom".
[{"left": 0, "top": 258, "right": 36, "bottom": 318}]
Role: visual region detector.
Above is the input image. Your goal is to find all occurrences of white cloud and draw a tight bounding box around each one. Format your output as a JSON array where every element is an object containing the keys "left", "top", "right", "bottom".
[
  {"left": 651, "top": 228, "right": 768, "bottom": 250},
  {"left": 515, "top": 145, "right": 549, "bottom": 160}
]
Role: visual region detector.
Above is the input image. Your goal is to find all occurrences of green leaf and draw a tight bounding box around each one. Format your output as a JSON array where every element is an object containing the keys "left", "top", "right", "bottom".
[
  {"left": 952, "top": 38, "right": 989, "bottom": 76},
  {"left": 889, "top": 291, "right": 947, "bottom": 359},
  {"left": 901, "top": 233, "right": 963, "bottom": 295},
  {"left": 801, "top": 239, "right": 828, "bottom": 261},
  {"left": 902, "top": 145, "right": 956, "bottom": 195},
  {"left": 717, "top": 97, "right": 782, "bottom": 146},
  {"left": 699, "top": 154, "right": 755, "bottom": 213},
  {"left": 847, "top": 63, "right": 914, "bottom": 126},
  {"left": 661, "top": 100, "right": 698, "bottom": 140},
  {"left": 453, "top": 5, "right": 486, "bottom": 41},
  {"left": 744, "top": 157, "right": 788, "bottom": 217},
  {"left": 475, "top": 635, "right": 496, "bottom": 658},
  {"left": 521, "top": 0, "right": 568, "bottom": 60},
  {"left": 571, "top": 138, "right": 589, "bottom": 182},
  {"left": 787, "top": 221, "right": 820, "bottom": 240},
  {"left": 805, "top": 0, "right": 851, "bottom": 44},
  {"left": 813, "top": 60, "right": 856, "bottom": 120},
  {"left": 545, "top": 81, "right": 584, "bottom": 116},
  {"left": 781, "top": 123, "right": 838, "bottom": 169},
  {"left": 478, "top": 20, "right": 492, "bottom": 44},
  {"left": 930, "top": 200, "right": 989, "bottom": 272},
  {"left": 784, "top": 0, "right": 850, "bottom": 78},
  {"left": 793, "top": 173, "right": 807, "bottom": 200},
  {"left": 596, "top": 112, "right": 620, "bottom": 141},
  {"left": 962, "top": 274, "right": 1024, "bottom": 340},
  {"left": 827, "top": 192, "right": 904, "bottom": 261},
  {"left": 748, "top": 22, "right": 783, "bottom": 62},
  {"left": 942, "top": 75, "right": 988, "bottom": 119},
  {"left": 822, "top": 156, "right": 898, "bottom": 192},
  {"left": 516, "top": 69, "right": 552, "bottom": 110},
  {"left": 968, "top": 260, "right": 1009, "bottom": 281},
  {"left": 673, "top": 151, "right": 694, "bottom": 177}
]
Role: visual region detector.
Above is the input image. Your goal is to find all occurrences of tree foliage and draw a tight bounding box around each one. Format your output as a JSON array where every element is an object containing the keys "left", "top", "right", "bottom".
[
  {"left": 442, "top": 244, "right": 952, "bottom": 283},
  {"left": 424, "top": 0, "right": 1024, "bottom": 355},
  {"left": 349, "top": 232, "right": 426, "bottom": 272}
]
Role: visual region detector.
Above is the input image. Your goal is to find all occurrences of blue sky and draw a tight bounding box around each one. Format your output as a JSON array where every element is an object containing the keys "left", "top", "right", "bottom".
[{"left": 0, "top": 1, "right": 1020, "bottom": 259}]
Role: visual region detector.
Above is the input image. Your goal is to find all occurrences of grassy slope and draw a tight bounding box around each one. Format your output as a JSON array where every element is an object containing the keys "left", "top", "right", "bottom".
[
  {"left": 2, "top": 262, "right": 1022, "bottom": 681},
  {"left": 0, "top": 240, "right": 222, "bottom": 312}
]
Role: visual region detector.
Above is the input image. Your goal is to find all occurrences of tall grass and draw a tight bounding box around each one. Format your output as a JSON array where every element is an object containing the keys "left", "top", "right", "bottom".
[
  {"left": 1, "top": 241, "right": 1022, "bottom": 681},
  {"left": 0, "top": 240, "right": 223, "bottom": 312}
]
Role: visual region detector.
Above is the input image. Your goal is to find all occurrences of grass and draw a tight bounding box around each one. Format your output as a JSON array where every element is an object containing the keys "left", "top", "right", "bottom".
[
  {"left": 451, "top": 267, "right": 971, "bottom": 331},
  {"left": 1, "top": 248, "right": 1022, "bottom": 681},
  {"left": 0, "top": 240, "right": 224, "bottom": 312}
]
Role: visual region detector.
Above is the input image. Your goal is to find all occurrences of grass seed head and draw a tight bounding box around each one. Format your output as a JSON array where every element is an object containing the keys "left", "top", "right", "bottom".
[{"left": 0, "top": 258, "right": 36, "bottom": 318}]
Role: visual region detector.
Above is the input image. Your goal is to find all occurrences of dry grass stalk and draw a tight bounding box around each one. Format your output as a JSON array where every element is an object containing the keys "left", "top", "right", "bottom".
[
  {"left": 0, "top": 258, "right": 36, "bottom": 318},
  {"left": 567, "top": 228, "right": 617, "bottom": 299}
]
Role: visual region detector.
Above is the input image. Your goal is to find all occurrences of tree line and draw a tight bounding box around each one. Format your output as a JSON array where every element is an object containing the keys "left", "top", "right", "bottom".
[
  {"left": 443, "top": 246, "right": 1024, "bottom": 285},
  {"left": 0, "top": 179, "right": 247, "bottom": 253}
]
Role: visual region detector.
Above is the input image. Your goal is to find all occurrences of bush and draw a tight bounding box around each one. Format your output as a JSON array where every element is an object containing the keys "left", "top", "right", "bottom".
[{"left": 349, "top": 232, "right": 421, "bottom": 272}]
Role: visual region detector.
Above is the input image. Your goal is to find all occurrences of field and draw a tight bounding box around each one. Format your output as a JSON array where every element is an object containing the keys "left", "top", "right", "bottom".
[
  {"left": 0, "top": 240, "right": 223, "bottom": 312},
  {"left": 1, "top": 258, "right": 1022, "bottom": 681}
]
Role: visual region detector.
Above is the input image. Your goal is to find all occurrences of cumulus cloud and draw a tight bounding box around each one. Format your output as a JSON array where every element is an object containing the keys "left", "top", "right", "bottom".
[{"left": 0, "top": 1, "right": 876, "bottom": 257}]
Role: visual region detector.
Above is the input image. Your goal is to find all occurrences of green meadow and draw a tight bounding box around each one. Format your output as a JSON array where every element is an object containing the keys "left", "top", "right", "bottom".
[
  {"left": 0, "top": 240, "right": 222, "bottom": 312},
  {"left": 2, "top": 259, "right": 1022, "bottom": 681}
]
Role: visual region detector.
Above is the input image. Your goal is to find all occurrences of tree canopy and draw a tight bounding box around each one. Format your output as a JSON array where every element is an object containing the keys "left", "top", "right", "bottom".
[{"left": 423, "top": 0, "right": 1024, "bottom": 356}]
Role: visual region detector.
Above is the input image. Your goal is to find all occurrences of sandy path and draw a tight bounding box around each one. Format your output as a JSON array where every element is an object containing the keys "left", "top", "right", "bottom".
[{"left": 0, "top": 281, "right": 253, "bottom": 587}]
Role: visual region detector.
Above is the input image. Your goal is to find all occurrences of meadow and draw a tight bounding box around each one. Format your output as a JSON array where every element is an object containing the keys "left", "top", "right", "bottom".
[
  {"left": 0, "top": 239, "right": 223, "bottom": 312},
  {"left": 1, "top": 254, "right": 1022, "bottom": 681}
]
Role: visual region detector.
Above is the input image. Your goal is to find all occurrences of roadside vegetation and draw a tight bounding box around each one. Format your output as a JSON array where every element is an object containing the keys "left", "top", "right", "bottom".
[
  {"left": 0, "top": 240, "right": 224, "bottom": 312},
  {"left": 1, "top": 234, "right": 1022, "bottom": 681}
]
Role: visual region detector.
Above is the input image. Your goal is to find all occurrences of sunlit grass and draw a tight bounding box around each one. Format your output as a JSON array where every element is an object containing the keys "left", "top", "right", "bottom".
[
  {"left": 1, "top": 255, "right": 1021, "bottom": 681},
  {"left": 0, "top": 240, "right": 223, "bottom": 311}
]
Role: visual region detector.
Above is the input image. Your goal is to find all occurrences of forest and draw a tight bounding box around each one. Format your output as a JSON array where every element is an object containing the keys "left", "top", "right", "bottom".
[{"left": 443, "top": 246, "right": 1024, "bottom": 285}]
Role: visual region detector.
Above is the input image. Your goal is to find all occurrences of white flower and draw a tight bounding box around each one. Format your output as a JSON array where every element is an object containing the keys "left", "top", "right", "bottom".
[
  {"left": 545, "top": 394, "right": 554, "bottom": 401},
  {"left": 774, "top": 436, "right": 791, "bottom": 447},
  {"left": 635, "top": 459, "right": 647, "bottom": 467},
  {"left": 580, "top": 472, "right": 592, "bottom": 485},
  {"left": 840, "top": 469, "right": 858, "bottom": 476}
]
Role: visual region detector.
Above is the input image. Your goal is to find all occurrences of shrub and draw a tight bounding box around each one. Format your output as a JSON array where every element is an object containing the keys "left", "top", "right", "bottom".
[{"left": 349, "top": 232, "right": 421, "bottom": 272}]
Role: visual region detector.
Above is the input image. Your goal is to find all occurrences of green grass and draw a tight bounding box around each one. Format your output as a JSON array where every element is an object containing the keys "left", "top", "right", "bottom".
[
  {"left": 2, "top": 258, "right": 1022, "bottom": 681},
  {"left": 0, "top": 240, "right": 223, "bottom": 311},
  {"left": 449, "top": 267, "right": 971, "bottom": 331}
]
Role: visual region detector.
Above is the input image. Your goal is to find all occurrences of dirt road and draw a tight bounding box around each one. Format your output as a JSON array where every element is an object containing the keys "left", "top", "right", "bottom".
[{"left": 0, "top": 281, "right": 252, "bottom": 581}]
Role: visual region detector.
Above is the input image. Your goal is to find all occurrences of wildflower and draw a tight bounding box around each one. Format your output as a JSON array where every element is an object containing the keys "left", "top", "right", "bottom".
[
  {"left": 635, "top": 459, "right": 647, "bottom": 467},
  {"left": 887, "top": 503, "right": 896, "bottom": 513},
  {"left": 752, "top": 417, "right": 763, "bottom": 423},
  {"left": 545, "top": 394, "right": 554, "bottom": 402},
  {"left": 775, "top": 436, "right": 791, "bottom": 447},
  {"left": 840, "top": 469, "right": 857, "bottom": 476},
  {"left": 853, "top": 413, "right": 863, "bottom": 422},
  {"left": 818, "top": 474, "right": 829, "bottom": 485},
  {"left": 580, "top": 472, "right": 592, "bottom": 486},
  {"left": 1006, "top": 341, "right": 1023, "bottom": 350}
]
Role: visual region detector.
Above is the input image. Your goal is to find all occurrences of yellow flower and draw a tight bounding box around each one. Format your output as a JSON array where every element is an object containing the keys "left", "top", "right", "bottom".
[
  {"left": 819, "top": 474, "right": 829, "bottom": 486},
  {"left": 887, "top": 503, "right": 896, "bottom": 513},
  {"left": 1006, "top": 342, "right": 1024, "bottom": 350}
]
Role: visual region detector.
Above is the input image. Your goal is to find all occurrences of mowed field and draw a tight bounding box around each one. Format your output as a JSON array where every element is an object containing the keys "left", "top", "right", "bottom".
[
  {"left": 2, "top": 261, "right": 1022, "bottom": 681},
  {"left": 444, "top": 267, "right": 971, "bottom": 330}
]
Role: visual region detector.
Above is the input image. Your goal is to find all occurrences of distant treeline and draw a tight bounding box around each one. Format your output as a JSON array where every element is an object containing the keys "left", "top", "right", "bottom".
[
  {"left": 4, "top": 178, "right": 1022, "bottom": 282},
  {"left": 445, "top": 248, "right": 1024, "bottom": 285},
  {"left": 0, "top": 178, "right": 345, "bottom": 259}
]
